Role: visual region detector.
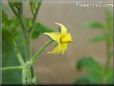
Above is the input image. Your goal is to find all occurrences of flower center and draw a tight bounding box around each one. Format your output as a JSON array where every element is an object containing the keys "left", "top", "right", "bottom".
[{"left": 60, "top": 36, "right": 72, "bottom": 43}]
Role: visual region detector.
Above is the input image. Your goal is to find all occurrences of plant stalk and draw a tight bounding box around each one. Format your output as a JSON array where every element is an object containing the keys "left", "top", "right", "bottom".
[{"left": 30, "top": 40, "right": 53, "bottom": 65}]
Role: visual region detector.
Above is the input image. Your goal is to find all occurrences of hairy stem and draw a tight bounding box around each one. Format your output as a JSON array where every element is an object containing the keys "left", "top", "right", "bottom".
[
  {"left": 2, "top": 66, "right": 22, "bottom": 71},
  {"left": 30, "top": 40, "right": 53, "bottom": 65},
  {"left": 22, "top": 68, "right": 26, "bottom": 84},
  {"left": 13, "top": 40, "right": 25, "bottom": 65},
  {"left": 8, "top": 1, "right": 44, "bottom": 84},
  {"left": 19, "top": 16, "right": 30, "bottom": 61},
  {"left": 28, "top": 1, "right": 43, "bottom": 84}
]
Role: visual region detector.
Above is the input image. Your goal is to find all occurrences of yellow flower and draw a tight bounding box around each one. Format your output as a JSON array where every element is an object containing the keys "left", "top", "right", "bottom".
[{"left": 44, "top": 23, "right": 72, "bottom": 54}]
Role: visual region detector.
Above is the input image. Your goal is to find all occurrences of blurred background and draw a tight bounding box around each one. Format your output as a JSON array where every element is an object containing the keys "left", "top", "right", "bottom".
[
  {"left": 2, "top": 0, "right": 113, "bottom": 84},
  {"left": 32, "top": 2, "right": 113, "bottom": 84}
]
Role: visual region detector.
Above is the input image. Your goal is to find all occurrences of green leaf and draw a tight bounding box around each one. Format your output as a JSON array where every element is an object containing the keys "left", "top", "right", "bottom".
[
  {"left": 90, "top": 35, "right": 105, "bottom": 43},
  {"left": 105, "top": 31, "right": 113, "bottom": 48},
  {"left": 2, "top": 10, "right": 8, "bottom": 23},
  {"left": 32, "top": 22, "right": 53, "bottom": 39},
  {"left": 105, "top": 68, "right": 114, "bottom": 84},
  {"left": 2, "top": 29, "right": 22, "bottom": 84},
  {"left": 2, "top": 18, "right": 24, "bottom": 84},
  {"left": 76, "top": 56, "right": 101, "bottom": 71},
  {"left": 2, "top": 69, "right": 22, "bottom": 84},
  {"left": 74, "top": 74, "right": 102, "bottom": 84},
  {"left": 22, "top": 18, "right": 53, "bottom": 39},
  {"left": 76, "top": 57, "right": 104, "bottom": 84},
  {"left": 84, "top": 21, "right": 104, "bottom": 29},
  {"left": 74, "top": 75, "right": 92, "bottom": 84},
  {"left": 75, "top": 73, "right": 103, "bottom": 84},
  {"left": 24, "top": 18, "right": 32, "bottom": 30}
]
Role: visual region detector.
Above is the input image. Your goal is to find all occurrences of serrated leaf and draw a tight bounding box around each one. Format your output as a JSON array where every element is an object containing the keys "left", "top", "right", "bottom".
[
  {"left": 32, "top": 22, "right": 53, "bottom": 39},
  {"left": 84, "top": 21, "right": 104, "bottom": 29},
  {"left": 90, "top": 35, "right": 105, "bottom": 43}
]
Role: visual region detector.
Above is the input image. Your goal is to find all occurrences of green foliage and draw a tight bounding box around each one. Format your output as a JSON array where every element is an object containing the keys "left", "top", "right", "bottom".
[
  {"left": 2, "top": 22, "right": 22, "bottom": 84},
  {"left": 75, "top": 57, "right": 113, "bottom": 84},
  {"left": 2, "top": 10, "right": 24, "bottom": 84},
  {"left": 84, "top": 9, "right": 113, "bottom": 45},
  {"left": 75, "top": 8, "right": 113, "bottom": 84},
  {"left": 30, "top": 0, "right": 42, "bottom": 16},
  {"left": 2, "top": 2, "right": 53, "bottom": 84},
  {"left": 74, "top": 75, "right": 92, "bottom": 84},
  {"left": 89, "top": 35, "right": 105, "bottom": 43},
  {"left": 31, "top": 22, "right": 53, "bottom": 39},
  {"left": 76, "top": 57, "right": 102, "bottom": 72},
  {"left": 84, "top": 21, "right": 104, "bottom": 29},
  {"left": 105, "top": 9, "right": 113, "bottom": 29},
  {"left": 76, "top": 57, "right": 103, "bottom": 84},
  {"left": 105, "top": 68, "right": 114, "bottom": 84},
  {"left": 24, "top": 18, "right": 53, "bottom": 39}
]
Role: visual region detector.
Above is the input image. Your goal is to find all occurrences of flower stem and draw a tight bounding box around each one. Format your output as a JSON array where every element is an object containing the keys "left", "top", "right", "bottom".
[{"left": 30, "top": 40, "right": 53, "bottom": 65}]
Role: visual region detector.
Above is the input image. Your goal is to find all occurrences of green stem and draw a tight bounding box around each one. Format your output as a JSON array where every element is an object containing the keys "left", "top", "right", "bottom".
[
  {"left": 26, "top": 68, "right": 32, "bottom": 84},
  {"left": 30, "top": 40, "right": 53, "bottom": 65},
  {"left": 102, "top": 28, "right": 112, "bottom": 83},
  {"left": 9, "top": 2, "right": 30, "bottom": 61},
  {"left": 105, "top": 43, "right": 111, "bottom": 71},
  {"left": 104, "top": 27, "right": 112, "bottom": 71},
  {"left": 28, "top": 1, "right": 43, "bottom": 84},
  {"left": 13, "top": 40, "right": 25, "bottom": 65},
  {"left": 8, "top": 1, "right": 44, "bottom": 84},
  {"left": 28, "top": 0, "right": 42, "bottom": 37},
  {"left": 22, "top": 69, "right": 26, "bottom": 84},
  {"left": 8, "top": 3, "right": 19, "bottom": 18},
  {"left": 32, "top": 75, "right": 37, "bottom": 84},
  {"left": 32, "top": 1, "right": 42, "bottom": 23},
  {"left": 19, "top": 16, "right": 30, "bottom": 61},
  {"left": 2, "top": 66, "right": 22, "bottom": 71},
  {"left": 9, "top": 2, "right": 33, "bottom": 84}
]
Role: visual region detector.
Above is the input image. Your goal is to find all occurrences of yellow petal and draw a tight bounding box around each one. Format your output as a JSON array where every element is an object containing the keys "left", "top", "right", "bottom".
[
  {"left": 55, "top": 22, "right": 67, "bottom": 34},
  {"left": 44, "top": 32, "right": 61, "bottom": 43},
  {"left": 61, "top": 33, "right": 72, "bottom": 43},
  {"left": 61, "top": 44, "right": 68, "bottom": 54},
  {"left": 48, "top": 43, "right": 68, "bottom": 54}
]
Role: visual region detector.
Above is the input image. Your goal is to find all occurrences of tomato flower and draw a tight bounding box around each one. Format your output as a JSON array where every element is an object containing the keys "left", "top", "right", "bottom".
[{"left": 44, "top": 23, "right": 72, "bottom": 54}]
